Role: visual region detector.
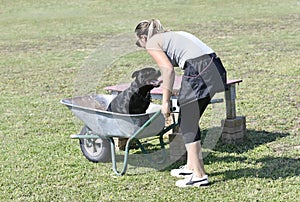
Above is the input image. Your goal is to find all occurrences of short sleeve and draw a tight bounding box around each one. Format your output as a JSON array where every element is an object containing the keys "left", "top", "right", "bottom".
[{"left": 146, "top": 33, "right": 163, "bottom": 51}]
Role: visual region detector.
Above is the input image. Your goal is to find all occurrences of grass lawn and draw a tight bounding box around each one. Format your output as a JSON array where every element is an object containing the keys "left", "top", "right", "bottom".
[{"left": 0, "top": 0, "right": 299, "bottom": 201}]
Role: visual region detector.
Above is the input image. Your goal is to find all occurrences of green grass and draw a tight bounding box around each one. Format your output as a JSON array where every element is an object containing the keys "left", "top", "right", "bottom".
[{"left": 0, "top": 0, "right": 299, "bottom": 201}]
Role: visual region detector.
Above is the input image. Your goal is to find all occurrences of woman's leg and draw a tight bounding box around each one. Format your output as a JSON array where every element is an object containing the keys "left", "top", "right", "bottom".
[
  {"left": 186, "top": 141, "right": 205, "bottom": 177},
  {"left": 179, "top": 97, "right": 211, "bottom": 178}
]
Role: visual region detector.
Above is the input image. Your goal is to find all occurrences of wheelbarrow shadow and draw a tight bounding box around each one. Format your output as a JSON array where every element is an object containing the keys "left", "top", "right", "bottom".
[{"left": 111, "top": 139, "right": 177, "bottom": 176}]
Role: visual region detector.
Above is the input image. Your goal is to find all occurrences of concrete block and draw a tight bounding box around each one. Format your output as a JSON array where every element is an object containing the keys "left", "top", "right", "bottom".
[
  {"left": 221, "top": 116, "right": 246, "bottom": 143},
  {"left": 113, "top": 138, "right": 138, "bottom": 151},
  {"left": 221, "top": 116, "right": 246, "bottom": 128}
]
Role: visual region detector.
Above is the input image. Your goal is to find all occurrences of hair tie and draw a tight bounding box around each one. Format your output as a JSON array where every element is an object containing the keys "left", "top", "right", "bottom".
[
  {"left": 147, "top": 21, "right": 154, "bottom": 39},
  {"left": 155, "top": 20, "right": 163, "bottom": 32}
]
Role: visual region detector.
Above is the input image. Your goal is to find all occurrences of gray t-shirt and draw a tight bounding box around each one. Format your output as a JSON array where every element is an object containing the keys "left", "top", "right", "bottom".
[{"left": 146, "top": 31, "right": 214, "bottom": 69}]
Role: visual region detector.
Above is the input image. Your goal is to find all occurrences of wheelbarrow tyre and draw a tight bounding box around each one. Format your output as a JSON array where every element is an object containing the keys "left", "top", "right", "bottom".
[{"left": 79, "top": 126, "right": 111, "bottom": 163}]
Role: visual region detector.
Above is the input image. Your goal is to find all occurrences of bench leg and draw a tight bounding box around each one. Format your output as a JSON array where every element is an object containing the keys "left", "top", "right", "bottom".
[
  {"left": 223, "top": 84, "right": 246, "bottom": 143},
  {"left": 225, "top": 84, "right": 237, "bottom": 119}
]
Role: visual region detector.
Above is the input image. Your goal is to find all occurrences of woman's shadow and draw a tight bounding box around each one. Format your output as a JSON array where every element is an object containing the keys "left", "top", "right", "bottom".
[
  {"left": 202, "top": 129, "right": 299, "bottom": 181},
  {"left": 120, "top": 129, "right": 299, "bottom": 179}
]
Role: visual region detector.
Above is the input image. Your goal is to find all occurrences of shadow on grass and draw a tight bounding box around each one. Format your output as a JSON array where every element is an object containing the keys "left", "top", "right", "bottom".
[
  {"left": 208, "top": 129, "right": 289, "bottom": 154},
  {"left": 203, "top": 129, "right": 300, "bottom": 181},
  {"left": 111, "top": 129, "right": 299, "bottom": 179},
  {"left": 210, "top": 156, "right": 299, "bottom": 181}
]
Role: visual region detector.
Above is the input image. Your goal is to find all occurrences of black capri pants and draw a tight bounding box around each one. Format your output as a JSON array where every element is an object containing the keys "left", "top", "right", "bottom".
[
  {"left": 178, "top": 53, "right": 227, "bottom": 144},
  {"left": 179, "top": 97, "right": 211, "bottom": 144}
]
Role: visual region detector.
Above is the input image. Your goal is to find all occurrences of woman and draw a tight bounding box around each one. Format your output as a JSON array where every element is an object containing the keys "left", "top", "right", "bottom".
[{"left": 135, "top": 19, "right": 227, "bottom": 188}]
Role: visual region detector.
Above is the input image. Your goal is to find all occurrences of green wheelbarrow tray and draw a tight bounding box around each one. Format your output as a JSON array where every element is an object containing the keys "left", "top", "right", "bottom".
[{"left": 60, "top": 94, "right": 179, "bottom": 175}]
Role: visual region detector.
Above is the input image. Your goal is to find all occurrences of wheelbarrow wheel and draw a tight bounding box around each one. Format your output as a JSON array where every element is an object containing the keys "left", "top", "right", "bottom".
[{"left": 79, "top": 126, "right": 111, "bottom": 163}]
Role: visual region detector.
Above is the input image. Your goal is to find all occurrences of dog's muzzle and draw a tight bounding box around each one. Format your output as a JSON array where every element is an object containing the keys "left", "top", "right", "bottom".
[{"left": 147, "top": 79, "right": 162, "bottom": 87}]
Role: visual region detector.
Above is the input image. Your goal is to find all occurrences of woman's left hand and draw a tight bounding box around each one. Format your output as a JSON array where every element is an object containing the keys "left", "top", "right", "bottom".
[{"left": 162, "top": 101, "right": 171, "bottom": 118}]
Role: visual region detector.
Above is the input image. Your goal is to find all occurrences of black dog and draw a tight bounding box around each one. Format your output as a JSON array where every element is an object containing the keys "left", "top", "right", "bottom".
[{"left": 107, "top": 67, "right": 161, "bottom": 114}]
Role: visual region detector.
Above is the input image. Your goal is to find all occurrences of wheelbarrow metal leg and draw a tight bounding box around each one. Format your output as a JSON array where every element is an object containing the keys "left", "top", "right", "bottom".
[
  {"left": 108, "top": 111, "right": 163, "bottom": 175},
  {"left": 109, "top": 137, "right": 132, "bottom": 176}
]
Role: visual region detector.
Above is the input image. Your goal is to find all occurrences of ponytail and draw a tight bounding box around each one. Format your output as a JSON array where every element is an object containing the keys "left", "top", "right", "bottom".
[{"left": 135, "top": 19, "right": 164, "bottom": 39}]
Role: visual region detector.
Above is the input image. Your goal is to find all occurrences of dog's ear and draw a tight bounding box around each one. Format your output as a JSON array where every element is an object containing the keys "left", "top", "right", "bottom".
[{"left": 131, "top": 70, "right": 140, "bottom": 78}]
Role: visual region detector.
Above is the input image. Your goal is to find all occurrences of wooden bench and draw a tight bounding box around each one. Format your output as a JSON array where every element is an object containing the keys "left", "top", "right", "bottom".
[
  {"left": 105, "top": 76, "right": 245, "bottom": 151},
  {"left": 104, "top": 76, "right": 243, "bottom": 120},
  {"left": 106, "top": 78, "right": 244, "bottom": 164}
]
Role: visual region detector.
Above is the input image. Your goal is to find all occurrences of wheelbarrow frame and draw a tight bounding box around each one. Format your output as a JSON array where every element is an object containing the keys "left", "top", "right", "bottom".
[{"left": 61, "top": 94, "right": 179, "bottom": 176}]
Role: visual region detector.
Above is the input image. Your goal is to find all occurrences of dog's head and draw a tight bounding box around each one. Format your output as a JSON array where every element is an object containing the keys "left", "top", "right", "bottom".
[{"left": 131, "top": 67, "right": 162, "bottom": 88}]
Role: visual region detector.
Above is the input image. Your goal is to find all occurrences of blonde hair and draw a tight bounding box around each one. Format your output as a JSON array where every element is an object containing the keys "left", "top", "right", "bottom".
[{"left": 134, "top": 19, "right": 164, "bottom": 39}]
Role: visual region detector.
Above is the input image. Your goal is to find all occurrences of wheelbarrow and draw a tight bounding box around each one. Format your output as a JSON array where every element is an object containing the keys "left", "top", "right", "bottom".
[{"left": 60, "top": 94, "right": 179, "bottom": 175}]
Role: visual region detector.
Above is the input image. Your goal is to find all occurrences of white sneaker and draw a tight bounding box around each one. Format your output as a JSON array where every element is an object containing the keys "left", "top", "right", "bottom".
[
  {"left": 175, "top": 174, "right": 209, "bottom": 188},
  {"left": 170, "top": 165, "right": 193, "bottom": 178}
]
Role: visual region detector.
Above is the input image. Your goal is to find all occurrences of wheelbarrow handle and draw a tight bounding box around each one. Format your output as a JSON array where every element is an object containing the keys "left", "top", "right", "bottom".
[{"left": 129, "top": 110, "right": 162, "bottom": 140}]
